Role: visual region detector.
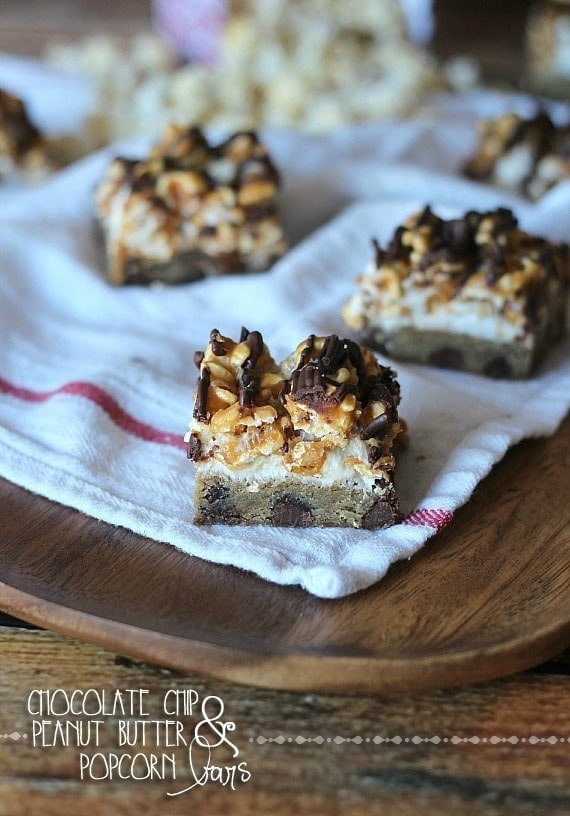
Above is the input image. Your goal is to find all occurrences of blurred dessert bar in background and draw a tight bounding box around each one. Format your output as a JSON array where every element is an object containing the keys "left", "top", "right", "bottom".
[
  {"left": 463, "top": 111, "right": 570, "bottom": 199},
  {"left": 94, "top": 125, "right": 287, "bottom": 284},
  {"left": 0, "top": 88, "right": 53, "bottom": 181},
  {"left": 526, "top": 0, "right": 570, "bottom": 97}
]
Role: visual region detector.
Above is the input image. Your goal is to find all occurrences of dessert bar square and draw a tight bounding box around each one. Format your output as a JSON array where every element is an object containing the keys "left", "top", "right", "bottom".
[
  {"left": 343, "top": 206, "right": 568, "bottom": 378},
  {"left": 462, "top": 111, "right": 569, "bottom": 200},
  {"left": 0, "top": 88, "right": 52, "bottom": 182},
  {"left": 186, "top": 329, "right": 404, "bottom": 528},
  {"left": 94, "top": 125, "right": 287, "bottom": 284}
]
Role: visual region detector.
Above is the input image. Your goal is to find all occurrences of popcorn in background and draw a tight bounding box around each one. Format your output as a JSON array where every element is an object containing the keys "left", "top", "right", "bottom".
[{"left": 45, "top": 0, "right": 440, "bottom": 151}]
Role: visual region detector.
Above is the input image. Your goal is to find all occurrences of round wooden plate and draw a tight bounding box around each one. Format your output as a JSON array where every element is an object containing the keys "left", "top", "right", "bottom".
[{"left": 0, "top": 418, "right": 568, "bottom": 696}]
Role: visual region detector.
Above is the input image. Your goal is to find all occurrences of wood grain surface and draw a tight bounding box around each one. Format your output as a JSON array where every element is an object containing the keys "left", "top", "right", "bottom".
[
  {"left": 0, "top": 628, "right": 568, "bottom": 816},
  {"left": 0, "top": 415, "right": 568, "bottom": 694}
]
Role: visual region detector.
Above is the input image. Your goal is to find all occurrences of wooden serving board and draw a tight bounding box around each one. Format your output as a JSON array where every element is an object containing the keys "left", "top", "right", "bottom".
[{"left": 0, "top": 417, "right": 568, "bottom": 695}]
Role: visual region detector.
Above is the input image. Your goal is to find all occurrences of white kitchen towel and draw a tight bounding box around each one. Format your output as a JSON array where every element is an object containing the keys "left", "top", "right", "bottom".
[{"left": 0, "top": 75, "right": 569, "bottom": 597}]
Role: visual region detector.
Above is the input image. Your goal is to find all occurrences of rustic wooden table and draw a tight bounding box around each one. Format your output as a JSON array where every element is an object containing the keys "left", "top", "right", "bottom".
[{"left": 0, "top": 1, "right": 568, "bottom": 814}]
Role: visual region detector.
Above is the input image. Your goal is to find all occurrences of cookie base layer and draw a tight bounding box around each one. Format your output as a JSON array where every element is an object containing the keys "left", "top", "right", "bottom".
[
  {"left": 94, "top": 220, "right": 282, "bottom": 285},
  {"left": 194, "top": 476, "right": 400, "bottom": 529},
  {"left": 360, "top": 306, "right": 566, "bottom": 379}
]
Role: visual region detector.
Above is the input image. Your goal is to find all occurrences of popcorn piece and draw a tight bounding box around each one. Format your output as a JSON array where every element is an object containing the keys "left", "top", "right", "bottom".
[
  {"left": 343, "top": 206, "right": 569, "bottom": 378},
  {"left": 94, "top": 125, "right": 287, "bottom": 285},
  {"left": 463, "top": 111, "right": 570, "bottom": 200},
  {"left": 186, "top": 329, "right": 403, "bottom": 528}
]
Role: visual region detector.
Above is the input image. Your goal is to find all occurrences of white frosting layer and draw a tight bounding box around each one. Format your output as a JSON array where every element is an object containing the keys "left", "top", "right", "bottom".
[
  {"left": 349, "top": 261, "right": 525, "bottom": 344},
  {"left": 192, "top": 434, "right": 384, "bottom": 490}
]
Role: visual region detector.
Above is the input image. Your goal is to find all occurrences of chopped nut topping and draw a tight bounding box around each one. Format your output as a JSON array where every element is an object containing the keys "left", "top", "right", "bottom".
[
  {"left": 343, "top": 206, "right": 569, "bottom": 341},
  {"left": 186, "top": 329, "right": 403, "bottom": 477}
]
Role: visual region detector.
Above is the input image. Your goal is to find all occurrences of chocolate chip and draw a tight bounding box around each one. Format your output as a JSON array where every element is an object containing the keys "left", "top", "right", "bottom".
[
  {"left": 360, "top": 413, "right": 389, "bottom": 441},
  {"left": 483, "top": 356, "right": 513, "bottom": 379},
  {"left": 269, "top": 496, "right": 315, "bottom": 527},
  {"left": 197, "top": 484, "right": 242, "bottom": 524},
  {"left": 319, "top": 334, "right": 344, "bottom": 372},
  {"left": 372, "top": 237, "right": 386, "bottom": 266},
  {"left": 415, "top": 204, "right": 436, "bottom": 227},
  {"left": 419, "top": 246, "right": 455, "bottom": 270},
  {"left": 343, "top": 339, "right": 365, "bottom": 380},
  {"left": 186, "top": 433, "right": 202, "bottom": 461},
  {"left": 298, "top": 335, "right": 315, "bottom": 368},
  {"left": 442, "top": 218, "right": 472, "bottom": 252},
  {"left": 368, "top": 445, "right": 381, "bottom": 465},
  {"left": 204, "top": 484, "right": 229, "bottom": 504},
  {"left": 428, "top": 347, "right": 465, "bottom": 370},
  {"left": 362, "top": 500, "right": 396, "bottom": 530},
  {"left": 384, "top": 225, "right": 408, "bottom": 263}
]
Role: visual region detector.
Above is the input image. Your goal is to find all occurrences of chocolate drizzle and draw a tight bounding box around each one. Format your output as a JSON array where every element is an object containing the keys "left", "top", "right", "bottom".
[
  {"left": 209, "top": 329, "right": 227, "bottom": 356},
  {"left": 286, "top": 334, "right": 399, "bottom": 452},
  {"left": 371, "top": 207, "right": 543, "bottom": 297},
  {"left": 242, "top": 329, "right": 263, "bottom": 369},
  {"left": 190, "top": 330, "right": 401, "bottom": 464},
  {"left": 193, "top": 366, "right": 210, "bottom": 422},
  {"left": 239, "top": 369, "right": 259, "bottom": 408},
  {"left": 291, "top": 362, "right": 327, "bottom": 401},
  {"left": 234, "top": 328, "right": 264, "bottom": 407}
]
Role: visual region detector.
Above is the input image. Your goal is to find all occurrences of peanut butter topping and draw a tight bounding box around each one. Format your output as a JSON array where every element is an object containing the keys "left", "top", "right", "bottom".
[{"left": 186, "top": 329, "right": 402, "bottom": 478}]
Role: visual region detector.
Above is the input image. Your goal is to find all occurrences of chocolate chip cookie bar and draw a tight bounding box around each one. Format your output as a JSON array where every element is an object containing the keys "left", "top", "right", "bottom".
[
  {"left": 94, "top": 125, "right": 287, "bottom": 285},
  {"left": 186, "top": 329, "right": 404, "bottom": 528},
  {"left": 462, "top": 111, "right": 570, "bottom": 200},
  {"left": 343, "top": 206, "right": 568, "bottom": 378},
  {"left": 0, "top": 88, "right": 52, "bottom": 182}
]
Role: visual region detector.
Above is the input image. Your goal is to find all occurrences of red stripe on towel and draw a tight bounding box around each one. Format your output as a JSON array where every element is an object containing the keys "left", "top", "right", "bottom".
[
  {"left": 0, "top": 375, "right": 186, "bottom": 450},
  {"left": 403, "top": 507, "right": 454, "bottom": 531}
]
